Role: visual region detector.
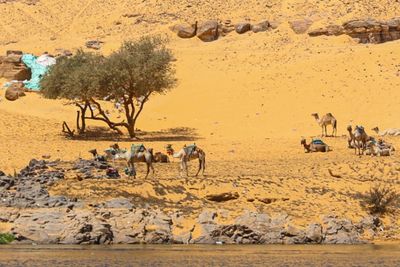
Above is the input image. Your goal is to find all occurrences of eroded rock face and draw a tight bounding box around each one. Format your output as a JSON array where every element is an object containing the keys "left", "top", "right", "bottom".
[
  {"left": 309, "top": 18, "right": 400, "bottom": 44},
  {"left": 0, "top": 51, "right": 31, "bottom": 80},
  {"left": 197, "top": 20, "right": 220, "bottom": 42}
]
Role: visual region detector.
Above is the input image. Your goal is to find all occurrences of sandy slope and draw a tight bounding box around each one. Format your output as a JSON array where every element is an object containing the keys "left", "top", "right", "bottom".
[{"left": 0, "top": 0, "right": 400, "bottom": 236}]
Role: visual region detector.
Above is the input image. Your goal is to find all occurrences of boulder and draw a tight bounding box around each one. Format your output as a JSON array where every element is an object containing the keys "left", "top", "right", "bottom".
[
  {"left": 289, "top": 19, "right": 313, "bottom": 34},
  {"left": 5, "top": 83, "right": 25, "bottom": 101},
  {"left": 305, "top": 223, "right": 323, "bottom": 243},
  {"left": 251, "top": 21, "right": 270, "bottom": 33},
  {"left": 171, "top": 22, "right": 197, "bottom": 38},
  {"left": 235, "top": 22, "right": 251, "bottom": 34},
  {"left": 197, "top": 20, "right": 219, "bottom": 42}
]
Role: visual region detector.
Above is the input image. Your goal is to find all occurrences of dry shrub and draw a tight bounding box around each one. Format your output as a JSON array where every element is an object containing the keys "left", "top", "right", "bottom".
[{"left": 357, "top": 184, "right": 400, "bottom": 215}]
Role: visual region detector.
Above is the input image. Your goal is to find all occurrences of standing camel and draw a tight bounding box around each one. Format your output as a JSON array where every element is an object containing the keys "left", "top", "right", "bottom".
[
  {"left": 353, "top": 126, "right": 370, "bottom": 155},
  {"left": 105, "top": 143, "right": 154, "bottom": 178},
  {"left": 166, "top": 144, "right": 206, "bottom": 177},
  {"left": 311, "top": 113, "right": 337, "bottom": 137},
  {"left": 347, "top": 125, "right": 356, "bottom": 149}
]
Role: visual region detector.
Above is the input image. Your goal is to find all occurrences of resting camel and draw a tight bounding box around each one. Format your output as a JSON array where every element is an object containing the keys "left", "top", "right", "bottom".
[
  {"left": 311, "top": 113, "right": 337, "bottom": 137},
  {"left": 105, "top": 143, "right": 154, "bottom": 178},
  {"left": 366, "top": 139, "right": 394, "bottom": 157},
  {"left": 371, "top": 127, "right": 400, "bottom": 137},
  {"left": 353, "top": 126, "right": 370, "bottom": 155},
  {"left": 301, "top": 138, "right": 331, "bottom": 153},
  {"left": 166, "top": 144, "right": 206, "bottom": 177},
  {"left": 153, "top": 152, "right": 170, "bottom": 163}
]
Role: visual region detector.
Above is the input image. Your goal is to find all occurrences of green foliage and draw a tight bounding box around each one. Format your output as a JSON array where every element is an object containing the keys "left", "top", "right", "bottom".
[
  {"left": 99, "top": 36, "right": 176, "bottom": 99},
  {"left": 357, "top": 184, "right": 400, "bottom": 215},
  {"left": 0, "top": 233, "right": 15, "bottom": 244},
  {"left": 41, "top": 50, "right": 104, "bottom": 100},
  {"left": 40, "top": 36, "right": 176, "bottom": 137}
]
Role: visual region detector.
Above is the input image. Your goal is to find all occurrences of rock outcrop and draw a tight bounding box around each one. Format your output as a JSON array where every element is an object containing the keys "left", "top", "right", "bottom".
[
  {"left": 172, "top": 19, "right": 275, "bottom": 41},
  {"left": 0, "top": 159, "right": 384, "bottom": 245},
  {"left": 308, "top": 18, "right": 400, "bottom": 44},
  {"left": 0, "top": 50, "right": 31, "bottom": 80}
]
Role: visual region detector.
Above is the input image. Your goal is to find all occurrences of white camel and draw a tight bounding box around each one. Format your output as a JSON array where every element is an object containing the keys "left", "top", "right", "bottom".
[{"left": 166, "top": 144, "right": 206, "bottom": 177}]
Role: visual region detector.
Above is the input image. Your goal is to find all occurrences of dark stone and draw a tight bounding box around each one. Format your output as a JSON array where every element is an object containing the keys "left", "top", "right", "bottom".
[
  {"left": 197, "top": 20, "right": 219, "bottom": 42},
  {"left": 235, "top": 22, "right": 251, "bottom": 34}
]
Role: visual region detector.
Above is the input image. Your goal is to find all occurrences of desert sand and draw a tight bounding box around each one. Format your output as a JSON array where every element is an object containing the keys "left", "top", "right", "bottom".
[{"left": 0, "top": 0, "right": 399, "bottom": 242}]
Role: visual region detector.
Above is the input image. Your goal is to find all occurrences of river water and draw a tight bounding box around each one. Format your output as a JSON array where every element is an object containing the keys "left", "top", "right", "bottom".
[{"left": 0, "top": 244, "right": 399, "bottom": 266}]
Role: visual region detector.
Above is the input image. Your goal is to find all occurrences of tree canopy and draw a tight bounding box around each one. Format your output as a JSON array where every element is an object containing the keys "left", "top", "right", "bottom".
[{"left": 41, "top": 36, "right": 176, "bottom": 137}]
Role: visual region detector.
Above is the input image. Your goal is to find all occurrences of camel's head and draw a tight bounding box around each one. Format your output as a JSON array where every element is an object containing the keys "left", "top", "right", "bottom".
[
  {"left": 110, "top": 143, "right": 120, "bottom": 150},
  {"left": 371, "top": 127, "right": 379, "bottom": 134},
  {"left": 88, "top": 149, "right": 98, "bottom": 157},
  {"left": 165, "top": 144, "right": 174, "bottom": 155},
  {"left": 300, "top": 138, "right": 307, "bottom": 146},
  {"left": 311, "top": 113, "right": 319, "bottom": 120},
  {"left": 347, "top": 125, "right": 352, "bottom": 132}
]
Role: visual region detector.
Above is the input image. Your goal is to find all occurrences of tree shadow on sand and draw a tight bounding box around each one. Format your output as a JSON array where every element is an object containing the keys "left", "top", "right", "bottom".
[{"left": 66, "top": 126, "right": 200, "bottom": 142}]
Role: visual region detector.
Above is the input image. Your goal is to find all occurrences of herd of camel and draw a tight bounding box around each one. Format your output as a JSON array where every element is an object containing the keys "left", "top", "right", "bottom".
[
  {"left": 301, "top": 112, "right": 398, "bottom": 156},
  {"left": 88, "top": 112, "right": 398, "bottom": 178},
  {"left": 90, "top": 143, "right": 206, "bottom": 179}
]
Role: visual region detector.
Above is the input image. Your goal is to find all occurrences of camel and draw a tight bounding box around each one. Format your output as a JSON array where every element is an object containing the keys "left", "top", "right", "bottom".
[
  {"left": 371, "top": 127, "right": 400, "bottom": 137},
  {"left": 353, "top": 126, "right": 370, "bottom": 155},
  {"left": 365, "top": 139, "right": 394, "bottom": 157},
  {"left": 105, "top": 143, "right": 154, "bottom": 178},
  {"left": 347, "top": 125, "right": 356, "bottom": 149},
  {"left": 153, "top": 152, "right": 170, "bottom": 163},
  {"left": 301, "top": 138, "right": 331, "bottom": 153},
  {"left": 166, "top": 144, "right": 206, "bottom": 177},
  {"left": 311, "top": 113, "right": 337, "bottom": 137}
]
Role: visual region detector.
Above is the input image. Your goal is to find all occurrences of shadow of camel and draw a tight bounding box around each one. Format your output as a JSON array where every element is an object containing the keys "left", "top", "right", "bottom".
[{"left": 66, "top": 126, "right": 200, "bottom": 142}]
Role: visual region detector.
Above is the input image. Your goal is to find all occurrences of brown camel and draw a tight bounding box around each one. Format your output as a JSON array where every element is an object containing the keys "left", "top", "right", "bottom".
[
  {"left": 301, "top": 138, "right": 331, "bottom": 153},
  {"left": 166, "top": 144, "right": 206, "bottom": 177},
  {"left": 153, "top": 152, "right": 170, "bottom": 163},
  {"left": 311, "top": 113, "right": 337, "bottom": 137}
]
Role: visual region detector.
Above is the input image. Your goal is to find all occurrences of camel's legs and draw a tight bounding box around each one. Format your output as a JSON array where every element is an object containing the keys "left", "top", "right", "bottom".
[
  {"left": 195, "top": 158, "right": 202, "bottom": 177},
  {"left": 202, "top": 157, "right": 206, "bottom": 176},
  {"left": 145, "top": 163, "right": 150, "bottom": 179}
]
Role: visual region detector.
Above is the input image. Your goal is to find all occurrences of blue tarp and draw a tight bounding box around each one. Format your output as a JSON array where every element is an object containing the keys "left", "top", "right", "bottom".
[{"left": 21, "top": 54, "right": 55, "bottom": 91}]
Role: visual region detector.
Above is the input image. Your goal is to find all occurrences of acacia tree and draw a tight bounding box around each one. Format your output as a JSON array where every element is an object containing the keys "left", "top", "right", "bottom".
[
  {"left": 41, "top": 36, "right": 176, "bottom": 138},
  {"left": 98, "top": 36, "right": 176, "bottom": 137},
  {"left": 41, "top": 50, "right": 103, "bottom": 134}
]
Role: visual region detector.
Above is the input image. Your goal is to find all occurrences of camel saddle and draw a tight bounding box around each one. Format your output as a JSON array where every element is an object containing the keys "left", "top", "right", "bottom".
[
  {"left": 311, "top": 138, "right": 326, "bottom": 146},
  {"left": 183, "top": 144, "right": 197, "bottom": 156}
]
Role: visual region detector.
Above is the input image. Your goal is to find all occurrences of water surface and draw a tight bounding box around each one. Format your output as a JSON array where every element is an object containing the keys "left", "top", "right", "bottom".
[{"left": 0, "top": 244, "right": 399, "bottom": 266}]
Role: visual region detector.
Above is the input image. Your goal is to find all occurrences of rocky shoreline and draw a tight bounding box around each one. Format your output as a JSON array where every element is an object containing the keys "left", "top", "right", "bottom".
[{"left": 0, "top": 159, "right": 387, "bottom": 245}]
